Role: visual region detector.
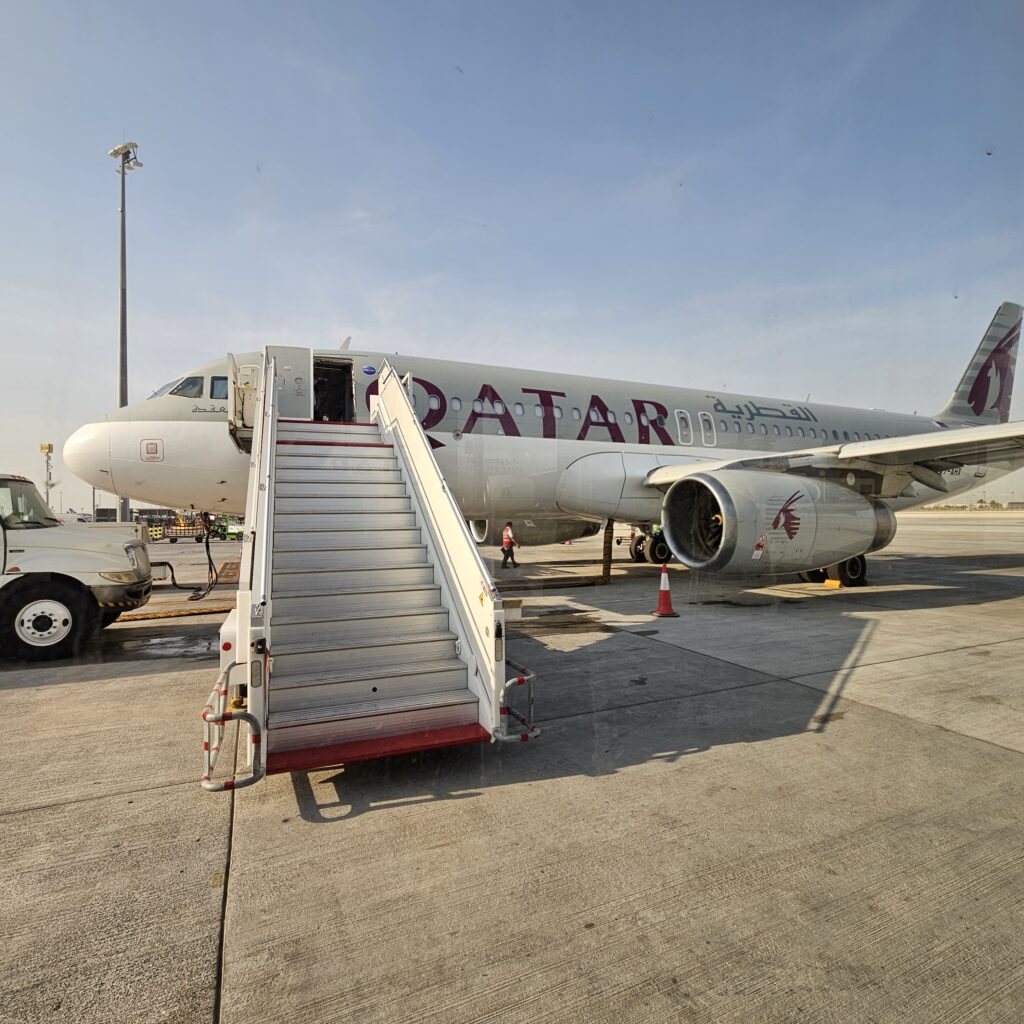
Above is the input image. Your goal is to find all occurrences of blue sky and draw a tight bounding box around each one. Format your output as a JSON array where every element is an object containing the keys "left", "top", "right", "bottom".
[{"left": 1, "top": 0, "right": 1023, "bottom": 508}]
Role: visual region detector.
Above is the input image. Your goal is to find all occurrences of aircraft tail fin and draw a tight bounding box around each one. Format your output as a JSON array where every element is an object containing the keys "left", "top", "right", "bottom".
[{"left": 936, "top": 302, "right": 1021, "bottom": 425}]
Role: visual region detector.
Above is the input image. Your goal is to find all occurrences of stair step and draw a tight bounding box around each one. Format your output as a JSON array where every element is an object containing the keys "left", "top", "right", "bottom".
[
  {"left": 267, "top": 695, "right": 480, "bottom": 755},
  {"left": 275, "top": 468, "right": 403, "bottom": 485},
  {"left": 274, "top": 528, "right": 421, "bottom": 551},
  {"left": 274, "top": 510, "right": 416, "bottom": 532},
  {"left": 270, "top": 631, "right": 458, "bottom": 677},
  {"left": 273, "top": 548, "right": 430, "bottom": 573},
  {"left": 274, "top": 495, "right": 412, "bottom": 514},
  {"left": 275, "top": 481, "right": 407, "bottom": 499},
  {"left": 273, "top": 583, "right": 441, "bottom": 619},
  {"left": 273, "top": 563, "right": 434, "bottom": 593},
  {"left": 276, "top": 442, "right": 394, "bottom": 457},
  {"left": 266, "top": 719, "right": 489, "bottom": 768},
  {"left": 272, "top": 607, "right": 449, "bottom": 646},
  {"left": 277, "top": 422, "right": 381, "bottom": 441},
  {"left": 274, "top": 454, "right": 398, "bottom": 472},
  {"left": 269, "top": 659, "right": 469, "bottom": 713}
]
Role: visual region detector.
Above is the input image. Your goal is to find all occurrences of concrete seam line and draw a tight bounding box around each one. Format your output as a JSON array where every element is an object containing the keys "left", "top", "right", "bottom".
[{"left": 212, "top": 723, "right": 239, "bottom": 1024}]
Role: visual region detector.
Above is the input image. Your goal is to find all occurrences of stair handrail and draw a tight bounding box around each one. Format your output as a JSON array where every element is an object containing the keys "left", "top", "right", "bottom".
[
  {"left": 244, "top": 354, "right": 279, "bottom": 615},
  {"left": 371, "top": 360, "right": 505, "bottom": 731}
]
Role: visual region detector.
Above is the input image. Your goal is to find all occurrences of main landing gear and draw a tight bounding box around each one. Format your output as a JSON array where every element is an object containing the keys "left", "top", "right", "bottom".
[
  {"left": 629, "top": 531, "right": 673, "bottom": 564},
  {"left": 800, "top": 554, "right": 868, "bottom": 587}
]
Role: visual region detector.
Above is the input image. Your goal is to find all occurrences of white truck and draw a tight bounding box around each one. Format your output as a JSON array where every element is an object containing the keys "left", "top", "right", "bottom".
[{"left": 0, "top": 474, "right": 152, "bottom": 660}]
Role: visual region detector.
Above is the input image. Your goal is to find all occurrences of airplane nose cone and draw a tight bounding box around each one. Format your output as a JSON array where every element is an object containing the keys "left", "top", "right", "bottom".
[{"left": 63, "top": 423, "right": 114, "bottom": 490}]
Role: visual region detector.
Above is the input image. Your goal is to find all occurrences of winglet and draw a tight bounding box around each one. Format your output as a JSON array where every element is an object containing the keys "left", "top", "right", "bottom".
[{"left": 936, "top": 302, "right": 1021, "bottom": 424}]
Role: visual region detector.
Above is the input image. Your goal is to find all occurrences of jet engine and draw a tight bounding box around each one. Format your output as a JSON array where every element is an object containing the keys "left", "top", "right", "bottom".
[
  {"left": 470, "top": 518, "right": 601, "bottom": 547},
  {"left": 661, "top": 470, "right": 896, "bottom": 575}
]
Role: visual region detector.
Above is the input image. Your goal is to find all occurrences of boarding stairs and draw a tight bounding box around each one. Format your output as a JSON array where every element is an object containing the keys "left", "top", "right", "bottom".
[{"left": 203, "top": 352, "right": 536, "bottom": 790}]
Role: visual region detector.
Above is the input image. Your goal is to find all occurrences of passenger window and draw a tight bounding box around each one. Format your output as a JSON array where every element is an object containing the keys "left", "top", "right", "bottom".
[
  {"left": 169, "top": 376, "right": 204, "bottom": 399},
  {"left": 210, "top": 376, "right": 228, "bottom": 400},
  {"left": 772, "top": 424, "right": 780, "bottom": 436},
  {"left": 514, "top": 402, "right": 524, "bottom": 416},
  {"left": 832, "top": 430, "right": 840, "bottom": 441},
  {"left": 747, "top": 422, "right": 755, "bottom": 433},
  {"left": 797, "top": 426, "right": 805, "bottom": 437},
  {"left": 608, "top": 411, "right": 617, "bottom": 424},
  {"left": 571, "top": 407, "right": 581, "bottom": 420},
  {"left": 553, "top": 406, "right": 563, "bottom": 418},
  {"left": 720, "top": 419, "right": 728, "bottom": 430},
  {"left": 493, "top": 401, "right": 504, "bottom": 414},
  {"left": 843, "top": 430, "right": 850, "bottom": 441},
  {"left": 537, "top": 405, "right": 545, "bottom": 418},
  {"left": 785, "top": 425, "right": 793, "bottom": 437},
  {"left": 452, "top": 397, "right": 462, "bottom": 411},
  {"left": 639, "top": 413, "right": 649, "bottom": 426},
  {"left": 676, "top": 410, "right": 692, "bottom": 444},
  {"left": 429, "top": 395, "right": 442, "bottom": 411},
  {"left": 589, "top": 407, "right": 600, "bottom": 422},
  {"left": 624, "top": 412, "right": 634, "bottom": 425},
  {"left": 759, "top": 423, "right": 768, "bottom": 435},
  {"left": 472, "top": 400, "right": 483, "bottom": 413}
]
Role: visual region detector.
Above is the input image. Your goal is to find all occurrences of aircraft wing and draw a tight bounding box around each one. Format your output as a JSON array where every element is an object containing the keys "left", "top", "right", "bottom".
[{"left": 645, "top": 420, "right": 1024, "bottom": 496}]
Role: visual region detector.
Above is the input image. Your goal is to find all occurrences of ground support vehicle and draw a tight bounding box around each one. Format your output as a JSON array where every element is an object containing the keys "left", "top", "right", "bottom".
[{"left": 0, "top": 475, "right": 152, "bottom": 660}]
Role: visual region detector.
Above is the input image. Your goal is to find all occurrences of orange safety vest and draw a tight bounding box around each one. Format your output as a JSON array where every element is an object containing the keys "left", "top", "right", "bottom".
[{"left": 502, "top": 525, "right": 515, "bottom": 547}]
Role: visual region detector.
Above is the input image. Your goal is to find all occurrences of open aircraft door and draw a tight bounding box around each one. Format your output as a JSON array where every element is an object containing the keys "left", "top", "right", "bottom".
[
  {"left": 266, "top": 346, "right": 314, "bottom": 420},
  {"left": 227, "top": 352, "right": 261, "bottom": 453}
]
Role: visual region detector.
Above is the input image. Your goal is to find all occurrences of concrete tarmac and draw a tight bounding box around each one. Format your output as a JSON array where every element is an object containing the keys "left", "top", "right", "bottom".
[{"left": 1, "top": 515, "right": 1022, "bottom": 1023}]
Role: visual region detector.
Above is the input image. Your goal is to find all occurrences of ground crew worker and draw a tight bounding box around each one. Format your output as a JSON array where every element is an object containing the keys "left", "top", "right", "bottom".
[{"left": 500, "top": 520, "right": 519, "bottom": 569}]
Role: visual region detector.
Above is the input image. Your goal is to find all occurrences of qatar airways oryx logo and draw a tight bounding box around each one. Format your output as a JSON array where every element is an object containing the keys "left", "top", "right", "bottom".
[
  {"left": 771, "top": 491, "right": 803, "bottom": 540},
  {"left": 968, "top": 320, "right": 1019, "bottom": 419}
]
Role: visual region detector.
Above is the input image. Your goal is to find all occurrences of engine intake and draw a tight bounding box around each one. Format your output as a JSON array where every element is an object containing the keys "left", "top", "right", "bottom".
[{"left": 661, "top": 470, "right": 896, "bottom": 575}]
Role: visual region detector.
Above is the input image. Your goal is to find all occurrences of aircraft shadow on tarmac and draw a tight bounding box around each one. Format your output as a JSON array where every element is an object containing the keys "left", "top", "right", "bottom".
[{"left": 289, "top": 550, "right": 1024, "bottom": 823}]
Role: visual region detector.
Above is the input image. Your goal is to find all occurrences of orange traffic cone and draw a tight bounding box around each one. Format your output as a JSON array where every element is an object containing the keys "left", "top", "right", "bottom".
[{"left": 651, "top": 563, "right": 679, "bottom": 617}]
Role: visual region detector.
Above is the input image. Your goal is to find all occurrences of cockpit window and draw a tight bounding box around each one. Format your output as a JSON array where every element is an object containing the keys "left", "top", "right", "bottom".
[
  {"left": 149, "top": 378, "right": 183, "bottom": 400},
  {"left": 169, "top": 376, "right": 204, "bottom": 399},
  {"left": 211, "top": 376, "right": 229, "bottom": 400}
]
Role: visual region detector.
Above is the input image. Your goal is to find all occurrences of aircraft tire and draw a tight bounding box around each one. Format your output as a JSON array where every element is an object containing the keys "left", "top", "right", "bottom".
[
  {"left": 629, "top": 536, "right": 646, "bottom": 563},
  {"left": 645, "top": 535, "right": 672, "bottom": 564},
  {"left": 0, "top": 579, "right": 97, "bottom": 661},
  {"left": 799, "top": 569, "right": 828, "bottom": 583},
  {"left": 827, "top": 555, "right": 868, "bottom": 588}
]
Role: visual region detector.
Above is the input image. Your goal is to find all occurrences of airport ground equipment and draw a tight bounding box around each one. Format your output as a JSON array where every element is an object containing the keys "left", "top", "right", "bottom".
[
  {"left": 0, "top": 474, "right": 151, "bottom": 659},
  {"left": 202, "top": 353, "right": 536, "bottom": 790}
]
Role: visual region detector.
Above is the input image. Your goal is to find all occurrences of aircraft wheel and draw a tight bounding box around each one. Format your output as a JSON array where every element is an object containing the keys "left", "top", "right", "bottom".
[
  {"left": 799, "top": 569, "right": 828, "bottom": 583},
  {"left": 629, "top": 536, "right": 646, "bottom": 563},
  {"left": 827, "top": 555, "right": 868, "bottom": 588},
  {"left": 0, "top": 580, "right": 97, "bottom": 661},
  {"left": 645, "top": 535, "right": 672, "bottom": 564}
]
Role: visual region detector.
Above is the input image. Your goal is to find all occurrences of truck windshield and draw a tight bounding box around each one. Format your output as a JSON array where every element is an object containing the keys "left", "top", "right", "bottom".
[{"left": 0, "top": 479, "right": 60, "bottom": 530}]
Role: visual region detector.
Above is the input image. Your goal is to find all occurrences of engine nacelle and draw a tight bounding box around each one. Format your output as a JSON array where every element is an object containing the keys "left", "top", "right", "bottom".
[
  {"left": 470, "top": 518, "right": 601, "bottom": 547},
  {"left": 661, "top": 470, "right": 896, "bottom": 575}
]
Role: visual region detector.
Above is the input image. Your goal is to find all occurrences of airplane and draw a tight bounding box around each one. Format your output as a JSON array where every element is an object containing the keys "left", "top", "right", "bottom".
[{"left": 64, "top": 301, "right": 1024, "bottom": 586}]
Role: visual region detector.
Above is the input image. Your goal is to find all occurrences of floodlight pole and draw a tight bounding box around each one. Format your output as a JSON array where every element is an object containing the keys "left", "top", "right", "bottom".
[{"left": 108, "top": 141, "right": 142, "bottom": 523}]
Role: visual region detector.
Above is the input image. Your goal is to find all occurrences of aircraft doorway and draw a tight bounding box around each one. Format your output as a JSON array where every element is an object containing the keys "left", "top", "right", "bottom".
[{"left": 313, "top": 359, "right": 355, "bottom": 422}]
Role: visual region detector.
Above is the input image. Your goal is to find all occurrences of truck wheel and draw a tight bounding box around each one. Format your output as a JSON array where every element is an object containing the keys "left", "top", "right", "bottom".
[
  {"left": 195, "top": 534, "right": 205, "bottom": 543},
  {"left": 0, "top": 581, "right": 97, "bottom": 661},
  {"left": 168, "top": 537, "right": 178, "bottom": 544}
]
